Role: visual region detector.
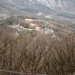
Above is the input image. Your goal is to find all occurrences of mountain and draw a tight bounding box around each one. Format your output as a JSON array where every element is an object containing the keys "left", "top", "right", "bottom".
[
  {"left": 32, "top": 0, "right": 75, "bottom": 14},
  {"left": 0, "top": 0, "right": 75, "bottom": 23}
]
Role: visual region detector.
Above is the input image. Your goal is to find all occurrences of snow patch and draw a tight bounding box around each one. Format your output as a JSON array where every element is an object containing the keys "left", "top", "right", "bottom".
[
  {"left": 36, "top": 12, "right": 44, "bottom": 16},
  {"left": 8, "top": 0, "right": 13, "bottom": 3}
]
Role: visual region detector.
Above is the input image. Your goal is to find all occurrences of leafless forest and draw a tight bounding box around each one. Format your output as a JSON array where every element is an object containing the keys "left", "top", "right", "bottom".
[{"left": 0, "top": 27, "right": 75, "bottom": 75}]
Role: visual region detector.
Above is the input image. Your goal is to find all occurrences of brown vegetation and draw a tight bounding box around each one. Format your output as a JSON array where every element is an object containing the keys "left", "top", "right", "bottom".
[{"left": 0, "top": 28, "right": 75, "bottom": 75}]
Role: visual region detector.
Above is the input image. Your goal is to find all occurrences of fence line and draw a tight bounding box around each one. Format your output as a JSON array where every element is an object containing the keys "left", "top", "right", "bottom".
[{"left": 0, "top": 69, "right": 46, "bottom": 75}]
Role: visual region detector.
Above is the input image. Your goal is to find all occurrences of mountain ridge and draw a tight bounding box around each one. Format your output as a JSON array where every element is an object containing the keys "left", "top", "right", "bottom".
[{"left": 0, "top": 0, "right": 75, "bottom": 23}]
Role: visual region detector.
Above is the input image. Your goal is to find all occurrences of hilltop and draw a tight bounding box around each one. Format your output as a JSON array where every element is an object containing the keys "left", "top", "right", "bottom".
[{"left": 0, "top": 16, "right": 74, "bottom": 39}]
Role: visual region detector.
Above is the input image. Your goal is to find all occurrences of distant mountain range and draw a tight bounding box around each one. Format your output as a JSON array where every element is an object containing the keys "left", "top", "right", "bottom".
[{"left": 0, "top": 0, "right": 75, "bottom": 23}]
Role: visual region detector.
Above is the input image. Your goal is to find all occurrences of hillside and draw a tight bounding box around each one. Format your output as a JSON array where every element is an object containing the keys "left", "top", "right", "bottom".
[
  {"left": 0, "top": 16, "right": 75, "bottom": 75},
  {"left": 0, "top": 0, "right": 75, "bottom": 75},
  {"left": 0, "top": 0, "right": 75, "bottom": 23}
]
